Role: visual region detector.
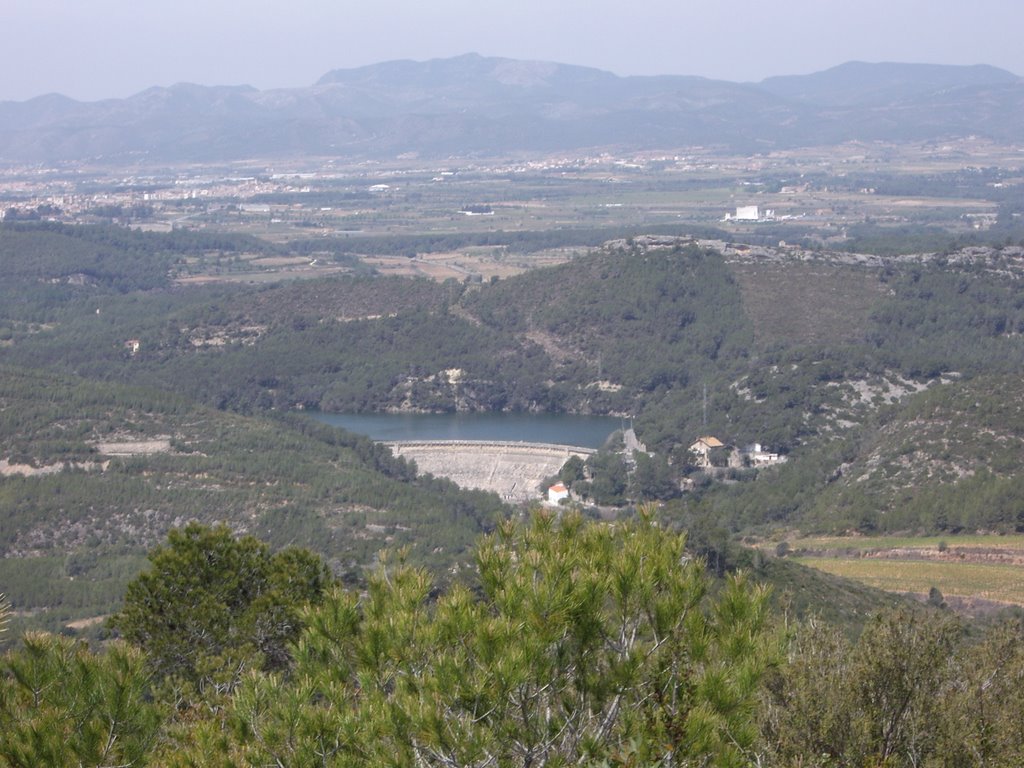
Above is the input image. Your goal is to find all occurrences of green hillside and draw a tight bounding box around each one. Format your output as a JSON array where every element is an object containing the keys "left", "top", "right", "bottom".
[
  {"left": 5, "top": 223, "right": 1024, "bottom": 634},
  {"left": 688, "top": 374, "right": 1024, "bottom": 536},
  {"left": 6, "top": 224, "right": 1023, "bottom": 454},
  {"left": 806, "top": 374, "right": 1024, "bottom": 532},
  {"left": 0, "top": 366, "right": 505, "bottom": 642}
]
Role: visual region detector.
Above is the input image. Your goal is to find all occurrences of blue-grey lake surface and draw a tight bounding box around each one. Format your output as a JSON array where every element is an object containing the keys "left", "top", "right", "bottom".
[{"left": 310, "top": 412, "right": 622, "bottom": 449}]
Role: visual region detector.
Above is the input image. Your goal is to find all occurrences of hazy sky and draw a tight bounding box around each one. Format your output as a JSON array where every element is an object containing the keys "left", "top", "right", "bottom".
[{"left": 2, "top": 0, "right": 1021, "bottom": 102}]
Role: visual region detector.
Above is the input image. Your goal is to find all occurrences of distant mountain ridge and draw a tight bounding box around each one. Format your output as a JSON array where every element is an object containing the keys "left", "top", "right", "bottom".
[
  {"left": 759, "top": 61, "right": 1020, "bottom": 106},
  {"left": 0, "top": 54, "right": 1021, "bottom": 164}
]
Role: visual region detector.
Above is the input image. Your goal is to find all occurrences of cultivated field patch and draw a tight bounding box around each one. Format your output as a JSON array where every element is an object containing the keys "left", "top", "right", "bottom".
[
  {"left": 787, "top": 534, "right": 1024, "bottom": 552},
  {"left": 795, "top": 556, "right": 1024, "bottom": 606}
]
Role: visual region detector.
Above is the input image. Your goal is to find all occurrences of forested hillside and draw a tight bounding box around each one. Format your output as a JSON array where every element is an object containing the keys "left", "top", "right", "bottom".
[
  {"left": 4, "top": 224, "right": 1024, "bottom": 509},
  {"left": 5, "top": 220, "right": 1024, "bottom": 764},
  {"left": 786, "top": 374, "right": 1024, "bottom": 533},
  {"left": 3, "top": 230, "right": 764, "bottom": 420},
  {"left": 0, "top": 366, "right": 505, "bottom": 641},
  {"left": 5, "top": 222, "right": 1024, "bottom": 633},
  {"left": 3, "top": 513, "right": 1023, "bottom": 767}
]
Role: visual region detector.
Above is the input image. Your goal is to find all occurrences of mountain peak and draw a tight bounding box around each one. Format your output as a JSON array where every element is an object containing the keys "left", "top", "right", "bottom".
[
  {"left": 315, "top": 53, "right": 615, "bottom": 90},
  {"left": 1, "top": 56, "right": 1021, "bottom": 164},
  {"left": 760, "top": 60, "right": 1021, "bottom": 106}
]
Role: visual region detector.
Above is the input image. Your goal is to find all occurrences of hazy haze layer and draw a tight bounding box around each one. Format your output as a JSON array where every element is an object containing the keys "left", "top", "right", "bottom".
[{"left": 2, "top": 0, "right": 1022, "bottom": 102}]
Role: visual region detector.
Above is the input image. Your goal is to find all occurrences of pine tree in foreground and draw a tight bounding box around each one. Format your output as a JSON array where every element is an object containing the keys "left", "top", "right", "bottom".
[{"left": 215, "top": 508, "right": 778, "bottom": 767}]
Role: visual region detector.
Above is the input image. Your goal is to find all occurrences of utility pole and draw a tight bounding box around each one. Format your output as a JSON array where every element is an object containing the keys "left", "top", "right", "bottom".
[{"left": 702, "top": 382, "right": 708, "bottom": 429}]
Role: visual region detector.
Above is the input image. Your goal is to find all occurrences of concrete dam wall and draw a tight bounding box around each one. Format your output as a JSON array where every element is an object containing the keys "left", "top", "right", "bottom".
[{"left": 385, "top": 440, "right": 595, "bottom": 503}]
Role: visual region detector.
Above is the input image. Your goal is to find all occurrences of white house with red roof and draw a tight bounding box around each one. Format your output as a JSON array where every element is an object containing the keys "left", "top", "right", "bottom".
[{"left": 547, "top": 482, "right": 570, "bottom": 505}]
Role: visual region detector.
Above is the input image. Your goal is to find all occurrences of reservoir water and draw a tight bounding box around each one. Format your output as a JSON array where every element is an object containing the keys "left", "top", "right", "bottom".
[{"left": 310, "top": 411, "right": 622, "bottom": 449}]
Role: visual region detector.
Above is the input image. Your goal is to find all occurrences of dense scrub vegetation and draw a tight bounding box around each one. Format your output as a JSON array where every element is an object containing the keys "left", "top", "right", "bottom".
[
  {"left": 0, "top": 367, "right": 506, "bottom": 641},
  {"left": 5, "top": 215, "right": 1024, "bottom": 759},
  {"left": 4, "top": 225, "right": 1024, "bottom": 521},
  {"left": 5, "top": 223, "right": 1023, "bottom": 449},
  {"left": 683, "top": 373, "right": 1024, "bottom": 536},
  {"left": 2, "top": 515, "right": 1023, "bottom": 767},
  {"left": 112, "top": 523, "right": 333, "bottom": 699},
  {"left": 2, "top": 236, "right": 761, "bottom": 422},
  {"left": 5, "top": 222, "right": 1024, "bottom": 639}
]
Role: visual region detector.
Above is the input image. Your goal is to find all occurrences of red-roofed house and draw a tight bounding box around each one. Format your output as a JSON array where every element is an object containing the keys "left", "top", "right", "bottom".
[{"left": 547, "top": 482, "right": 570, "bottom": 505}]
